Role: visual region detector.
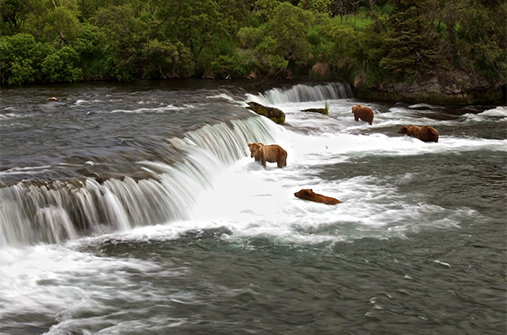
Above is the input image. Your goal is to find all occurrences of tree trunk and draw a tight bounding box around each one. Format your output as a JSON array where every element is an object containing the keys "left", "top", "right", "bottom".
[
  {"left": 369, "top": 0, "right": 383, "bottom": 33},
  {"left": 51, "top": 0, "right": 68, "bottom": 45}
]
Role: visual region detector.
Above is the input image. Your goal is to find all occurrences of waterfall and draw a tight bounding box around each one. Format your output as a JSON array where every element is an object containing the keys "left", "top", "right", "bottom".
[
  {"left": 0, "top": 116, "right": 277, "bottom": 247},
  {"left": 247, "top": 82, "right": 354, "bottom": 105}
]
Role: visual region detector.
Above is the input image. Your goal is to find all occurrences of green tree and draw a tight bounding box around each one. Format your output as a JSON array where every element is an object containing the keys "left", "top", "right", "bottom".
[
  {"left": 72, "top": 23, "right": 107, "bottom": 80},
  {"left": 454, "top": 0, "right": 507, "bottom": 80},
  {"left": 251, "top": 0, "right": 282, "bottom": 24},
  {"left": 210, "top": 54, "right": 249, "bottom": 79},
  {"left": 154, "top": 0, "right": 225, "bottom": 56},
  {"left": 317, "top": 24, "right": 359, "bottom": 77},
  {"left": 0, "top": 0, "right": 29, "bottom": 35},
  {"left": 240, "top": 2, "right": 319, "bottom": 76},
  {"left": 140, "top": 39, "right": 195, "bottom": 79},
  {"left": 1, "top": 33, "right": 42, "bottom": 84},
  {"left": 298, "top": 0, "right": 331, "bottom": 14},
  {"left": 378, "top": 0, "right": 441, "bottom": 80},
  {"left": 41, "top": 46, "right": 83, "bottom": 82},
  {"left": 20, "top": 0, "right": 82, "bottom": 45},
  {"left": 0, "top": 33, "right": 82, "bottom": 84},
  {"left": 92, "top": 3, "right": 147, "bottom": 80}
]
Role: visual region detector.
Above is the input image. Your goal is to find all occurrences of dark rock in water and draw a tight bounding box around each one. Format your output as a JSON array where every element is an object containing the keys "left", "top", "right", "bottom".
[
  {"left": 247, "top": 102, "right": 285, "bottom": 124},
  {"left": 301, "top": 108, "right": 328, "bottom": 115}
]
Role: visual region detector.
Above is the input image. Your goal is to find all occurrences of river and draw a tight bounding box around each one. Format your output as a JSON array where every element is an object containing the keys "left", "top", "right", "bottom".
[{"left": 0, "top": 80, "right": 506, "bottom": 334}]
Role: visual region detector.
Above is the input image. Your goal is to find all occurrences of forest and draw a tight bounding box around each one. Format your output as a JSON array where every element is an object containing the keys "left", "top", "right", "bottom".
[{"left": 1, "top": 0, "right": 505, "bottom": 102}]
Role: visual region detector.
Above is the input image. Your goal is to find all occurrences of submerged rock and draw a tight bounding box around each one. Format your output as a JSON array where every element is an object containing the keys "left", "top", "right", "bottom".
[
  {"left": 247, "top": 102, "right": 285, "bottom": 124},
  {"left": 301, "top": 108, "right": 328, "bottom": 115}
]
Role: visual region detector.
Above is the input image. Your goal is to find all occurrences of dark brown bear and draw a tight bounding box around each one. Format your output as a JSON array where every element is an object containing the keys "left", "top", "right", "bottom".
[
  {"left": 294, "top": 189, "right": 341, "bottom": 205},
  {"left": 398, "top": 125, "right": 439, "bottom": 143}
]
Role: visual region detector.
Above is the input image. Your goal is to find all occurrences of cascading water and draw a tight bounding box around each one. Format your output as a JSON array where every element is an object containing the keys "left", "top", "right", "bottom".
[
  {"left": 0, "top": 81, "right": 354, "bottom": 248},
  {"left": 247, "top": 82, "right": 354, "bottom": 105},
  {"left": 0, "top": 116, "right": 278, "bottom": 248}
]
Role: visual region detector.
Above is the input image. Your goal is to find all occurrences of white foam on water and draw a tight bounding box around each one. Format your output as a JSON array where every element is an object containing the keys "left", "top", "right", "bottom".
[
  {"left": 110, "top": 104, "right": 193, "bottom": 114},
  {"left": 72, "top": 99, "right": 104, "bottom": 106},
  {"left": 0, "top": 245, "right": 163, "bottom": 314},
  {"left": 0, "top": 242, "right": 192, "bottom": 334},
  {"left": 0, "top": 165, "right": 53, "bottom": 176},
  {"left": 481, "top": 106, "right": 507, "bottom": 117},
  {"left": 408, "top": 103, "right": 442, "bottom": 110},
  {"left": 0, "top": 111, "right": 36, "bottom": 120},
  {"left": 186, "top": 160, "right": 466, "bottom": 245},
  {"left": 461, "top": 106, "right": 507, "bottom": 122},
  {"left": 207, "top": 93, "right": 244, "bottom": 105}
]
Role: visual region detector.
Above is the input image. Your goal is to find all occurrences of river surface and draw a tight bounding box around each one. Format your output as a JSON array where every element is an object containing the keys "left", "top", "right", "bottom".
[{"left": 0, "top": 80, "right": 506, "bottom": 335}]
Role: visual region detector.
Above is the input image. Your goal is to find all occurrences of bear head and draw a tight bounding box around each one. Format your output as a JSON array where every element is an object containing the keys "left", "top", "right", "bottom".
[
  {"left": 247, "top": 143, "right": 263, "bottom": 158},
  {"left": 398, "top": 126, "right": 410, "bottom": 135},
  {"left": 351, "top": 105, "right": 363, "bottom": 114},
  {"left": 294, "top": 189, "right": 314, "bottom": 199}
]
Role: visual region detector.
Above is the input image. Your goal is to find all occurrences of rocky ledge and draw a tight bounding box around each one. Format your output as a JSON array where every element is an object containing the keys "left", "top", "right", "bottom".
[{"left": 355, "top": 71, "right": 505, "bottom": 105}]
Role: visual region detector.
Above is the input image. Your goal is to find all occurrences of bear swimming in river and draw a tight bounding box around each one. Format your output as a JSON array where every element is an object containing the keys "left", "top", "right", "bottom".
[
  {"left": 352, "top": 105, "right": 374, "bottom": 125},
  {"left": 248, "top": 142, "right": 287, "bottom": 168},
  {"left": 398, "top": 125, "right": 439, "bottom": 143},
  {"left": 294, "top": 189, "right": 341, "bottom": 205}
]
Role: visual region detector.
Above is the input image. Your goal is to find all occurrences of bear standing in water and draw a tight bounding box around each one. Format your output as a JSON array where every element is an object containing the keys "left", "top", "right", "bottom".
[
  {"left": 352, "top": 105, "right": 374, "bottom": 125},
  {"left": 398, "top": 125, "right": 439, "bottom": 142},
  {"left": 248, "top": 142, "right": 287, "bottom": 168}
]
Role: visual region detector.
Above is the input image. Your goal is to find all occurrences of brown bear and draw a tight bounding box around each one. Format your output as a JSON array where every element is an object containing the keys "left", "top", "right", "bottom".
[
  {"left": 294, "top": 189, "right": 341, "bottom": 205},
  {"left": 352, "top": 105, "right": 374, "bottom": 125},
  {"left": 247, "top": 142, "right": 287, "bottom": 168},
  {"left": 398, "top": 125, "right": 439, "bottom": 143}
]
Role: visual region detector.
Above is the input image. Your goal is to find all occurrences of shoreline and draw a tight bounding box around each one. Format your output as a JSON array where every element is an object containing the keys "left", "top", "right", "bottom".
[{"left": 2, "top": 77, "right": 505, "bottom": 106}]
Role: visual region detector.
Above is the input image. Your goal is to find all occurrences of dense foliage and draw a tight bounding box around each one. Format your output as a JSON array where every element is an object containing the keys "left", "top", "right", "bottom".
[{"left": 1, "top": 0, "right": 505, "bottom": 88}]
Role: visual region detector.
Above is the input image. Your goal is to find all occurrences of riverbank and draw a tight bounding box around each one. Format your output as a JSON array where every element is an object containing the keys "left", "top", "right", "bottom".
[{"left": 3, "top": 75, "right": 504, "bottom": 107}]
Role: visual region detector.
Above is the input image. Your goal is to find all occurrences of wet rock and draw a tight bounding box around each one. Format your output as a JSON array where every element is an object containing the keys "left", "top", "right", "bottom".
[{"left": 247, "top": 102, "right": 285, "bottom": 124}]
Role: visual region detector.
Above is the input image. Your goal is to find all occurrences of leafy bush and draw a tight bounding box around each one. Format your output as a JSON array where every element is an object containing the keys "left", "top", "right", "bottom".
[
  {"left": 211, "top": 54, "right": 248, "bottom": 79},
  {"left": 1, "top": 33, "right": 83, "bottom": 84},
  {"left": 41, "top": 47, "right": 83, "bottom": 83}
]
